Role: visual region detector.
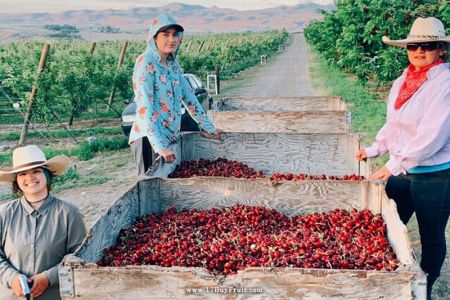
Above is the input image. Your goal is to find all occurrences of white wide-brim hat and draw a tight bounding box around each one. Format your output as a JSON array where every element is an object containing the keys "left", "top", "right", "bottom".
[
  {"left": 0, "top": 145, "right": 70, "bottom": 183},
  {"left": 382, "top": 17, "right": 450, "bottom": 47}
]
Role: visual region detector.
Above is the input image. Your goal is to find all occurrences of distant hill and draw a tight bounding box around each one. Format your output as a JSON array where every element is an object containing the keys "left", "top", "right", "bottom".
[{"left": 0, "top": 2, "right": 334, "bottom": 41}]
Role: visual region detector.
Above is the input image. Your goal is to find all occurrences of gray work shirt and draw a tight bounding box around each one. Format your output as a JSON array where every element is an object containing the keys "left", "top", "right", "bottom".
[{"left": 0, "top": 195, "right": 86, "bottom": 300}]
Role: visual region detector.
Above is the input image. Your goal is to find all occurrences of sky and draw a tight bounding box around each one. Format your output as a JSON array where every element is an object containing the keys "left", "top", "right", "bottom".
[{"left": 0, "top": 0, "right": 334, "bottom": 14}]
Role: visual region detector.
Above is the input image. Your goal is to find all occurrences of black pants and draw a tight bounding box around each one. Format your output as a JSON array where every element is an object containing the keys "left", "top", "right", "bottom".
[
  {"left": 385, "top": 168, "right": 450, "bottom": 296},
  {"left": 130, "top": 136, "right": 155, "bottom": 178}
]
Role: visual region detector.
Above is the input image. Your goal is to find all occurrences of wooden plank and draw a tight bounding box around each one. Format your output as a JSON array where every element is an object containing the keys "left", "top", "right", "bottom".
[
  {"left": 138, "top": 179, "right": 161, "bottom": 215},
  {"left": 146, "top": 142, "right": 180, "bottom": 178},
  {"left": 366, "top": 180, "right": 383, "bottom": 214},
  {"left": 215, "top": 96, "right": 345, "bottom": 112},
  {"left": 357, "top": 136, "right": 373, "bottom": 177},
  {"left": 74, "top": 186, "right": 141, "bottom": 263},
  {"left": 64, "top": 265, "right": 423, "bottom": 300},
  {"left": 381, "top": 192, "right": 416, "bottom": 265},
  {"left": 161, "top": 133, "right": 361, "bottom": 177},
  {"left": 330, "top": 97, "right": 349, "bottom": 111},
  {"left": 343, "top": 134, "right": 372, "bottom": 177},
  {"left": 208, "top": 111, "right": 350, "bottom": 133},
  {"left": 159, "top": 178, "right": 369, "bottom": 216}
]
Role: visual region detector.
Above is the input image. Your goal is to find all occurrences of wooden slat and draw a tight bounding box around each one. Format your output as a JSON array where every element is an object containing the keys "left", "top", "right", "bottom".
[
  {"left": 146, "top": 142, "right": 180, "bottom": 179},
  {"left": 148, "top": 132, "right": 363, "bottom": 177},
  {"left": 159, "top": 178, "right": 369, "bottom": 216},
  {"left": 64, "top": 265, "right": 424, "bottom": 299},
  {"left": 208, "top": 111, "right": 350, "bottom": 133},
  {"left": 381, "top": 192, "right": 416, "bottom": 265},
  {"left": 215, "top": 96, "right": 345, "bottom": 111},
  {"left": 75, "top": 187, "right": 141, "bottom": 263},
  {"left": 138, "top": 179, "right": 161, "bottom": 215}
]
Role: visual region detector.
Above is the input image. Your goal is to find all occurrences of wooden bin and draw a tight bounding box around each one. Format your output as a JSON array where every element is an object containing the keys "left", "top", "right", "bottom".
[
  {"left": 60, "top": 178, "right": 426, "bottom": 299},
  {"left": 148, "top": 132, "right": 371, "bottom": 178},
  {"left": 213, "top": 97, "right": 348, "bottom": 112},
  {"left": 208, "top": 97, "right": 351, "bottom": 133}
]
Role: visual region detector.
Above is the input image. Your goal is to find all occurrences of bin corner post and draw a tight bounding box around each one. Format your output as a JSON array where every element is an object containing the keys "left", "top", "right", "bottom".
[
  {"left": 411, "top": 272, "right": 427, "bottom": 300},
  {"left": 59, "top": 266, "right": 75, "bottom": 298},
  {"left": 139, "top": 178, "right": 161, "bottom": 215}
]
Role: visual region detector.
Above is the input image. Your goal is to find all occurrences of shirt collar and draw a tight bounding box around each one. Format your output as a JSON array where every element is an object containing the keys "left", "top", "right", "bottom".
[
  {"left": 20, "top": 194, "right": 55, "bottom": 216},
  {"left": 426, "top": 62, "right": 449, "bottom": 80}
]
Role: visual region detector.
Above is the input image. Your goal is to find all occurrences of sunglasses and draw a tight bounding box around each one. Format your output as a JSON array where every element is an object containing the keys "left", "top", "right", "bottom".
[{"left": 406, "top": 42, "right": 441, "bottom": 52}]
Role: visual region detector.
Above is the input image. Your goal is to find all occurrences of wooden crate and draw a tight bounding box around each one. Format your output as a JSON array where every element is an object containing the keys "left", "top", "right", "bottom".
[
  {"left": 149, "top": 132, "right": 371, "bottom": 178},
  {"left": 209, "top": 97, "right": 350, "bottom": 133},
  {"left": 60, "top": 178, "right": 426, "bottom": 299},
  {"left": 213, "top": 97, "right": 348, "bottom": 112}
]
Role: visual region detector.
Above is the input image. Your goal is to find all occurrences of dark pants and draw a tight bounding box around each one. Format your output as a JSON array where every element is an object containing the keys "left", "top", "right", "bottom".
[
  {"left": 130, "top": 136, "right": 155, "bottom": 178},
  {"left": 385, "top": 168, "right": 450, "bottom": 297}
]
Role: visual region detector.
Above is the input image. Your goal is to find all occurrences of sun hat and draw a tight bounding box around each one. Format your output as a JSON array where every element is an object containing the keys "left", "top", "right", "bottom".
[
  {"left": 382, "top": 17, "right": 450, "bottom": 47},
  {"left": 0, "top": 145, "right": 70, "bottom": 183}
]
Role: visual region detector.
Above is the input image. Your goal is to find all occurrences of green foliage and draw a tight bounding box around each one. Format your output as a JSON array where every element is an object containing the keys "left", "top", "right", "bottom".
[
  {"left": 0, "top": 136, "right": 128, "bottom": 166},
  {"left": 52, "top": 166, "right": 80, "bottom": 186},
  {"left": 98, "top": 26, "right": 120, "bottom": 33},
  {"left": 73, "top": 136, "right": 129, "bottom": 160},
  {"left": 45, "top": 24, "right": 79, "bottom": 32},
  {"left": 0, "top": 127, "right": 122, "bottom": 141},
  {"left": 0, "top": 30, "right": 287, "bottom": 127},
  {"left": 305, "top": 0, "right": 448, "bottom": 83},
  {"left": 45, "top": 24, "right": 80, "bottom": 40}
]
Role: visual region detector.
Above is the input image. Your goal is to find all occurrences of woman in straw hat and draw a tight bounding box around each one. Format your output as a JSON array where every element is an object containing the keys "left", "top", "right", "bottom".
[
  {"left": 0, "top": 145, "right": 86, "bottom": 300},
  {"left": 356, "top": 17, "right": 449, "bottom": 298}
]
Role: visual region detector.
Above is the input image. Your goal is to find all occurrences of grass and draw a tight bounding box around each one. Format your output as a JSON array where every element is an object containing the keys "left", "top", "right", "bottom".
[
  {"left": 308, "top": 48, "right": 450, "bottom": 300},
  {"left": 0, "top": 136, "right": 129, "bottom": 166},
  {"left": 0, "top": 106, "right": 123, "bottom": 124},
  {"left": 0, "top": 127, "right": 122, "bottom": 142}
]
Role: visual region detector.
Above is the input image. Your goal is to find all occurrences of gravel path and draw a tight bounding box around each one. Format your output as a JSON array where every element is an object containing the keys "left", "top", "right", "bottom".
[{"left": 232, "top": 33, "right": 318, "bottom": 97}]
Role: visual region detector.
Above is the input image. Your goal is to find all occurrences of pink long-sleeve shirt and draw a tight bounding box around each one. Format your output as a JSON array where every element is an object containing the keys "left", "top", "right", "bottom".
[{"left": 365, "top": 63, "right": 450, "bottom": 176}]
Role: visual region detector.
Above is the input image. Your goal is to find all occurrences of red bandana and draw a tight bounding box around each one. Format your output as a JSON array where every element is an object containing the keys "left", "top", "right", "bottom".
[{"left": 395, "top": 59, "right": 443, "bottom": 110}]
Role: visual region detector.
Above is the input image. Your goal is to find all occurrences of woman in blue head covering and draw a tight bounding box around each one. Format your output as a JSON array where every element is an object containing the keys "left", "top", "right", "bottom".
[{"left": 129, "top": 13, "right": 221, "bottom": 176}]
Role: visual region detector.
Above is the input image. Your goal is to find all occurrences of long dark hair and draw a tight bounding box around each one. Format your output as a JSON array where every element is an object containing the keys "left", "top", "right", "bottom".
[{"left": 12, "top": 167, "right": 53, "bottom": 198}]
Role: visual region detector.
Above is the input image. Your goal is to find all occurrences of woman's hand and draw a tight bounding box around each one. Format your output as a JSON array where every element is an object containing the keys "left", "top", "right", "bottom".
[
  {"left": 201, "top": 129, "right": 222, "bottom": 141},
  {"left": 369, "top": 166, "right": 392, "bottom": 181},
  {"left": 355, "top": 149, "right": 368, "bottom": 161},
  {"left": 30, "top": 273, "right": 49, "bottom": 298},
  {"left": 11, "top": 275, "right": 25, "bottom": 297},
  {"left": 158, "top": 149, "right": 176, "bottom": 163}
]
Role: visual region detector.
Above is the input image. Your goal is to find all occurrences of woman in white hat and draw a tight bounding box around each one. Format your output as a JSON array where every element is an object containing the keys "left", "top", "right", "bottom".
[
  {"left": 0, "top": 145, "right": 86, "bottom": 300},
  {"left": 356, "top": 17, "right": 449, "bottom": 298}
]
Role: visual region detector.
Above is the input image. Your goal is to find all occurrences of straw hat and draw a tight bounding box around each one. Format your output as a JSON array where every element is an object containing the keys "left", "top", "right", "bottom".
[
  {"left": 0, "top": 145, "right": 70, "bottom": 183},
  {"left": 382, "top": 17, "right": 450, "bottom": 47}
]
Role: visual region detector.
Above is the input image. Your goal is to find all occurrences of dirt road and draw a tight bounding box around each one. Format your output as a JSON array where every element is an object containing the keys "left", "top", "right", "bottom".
[{"left": 225, "top": 33, "right": 318, "bottom": 97}]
